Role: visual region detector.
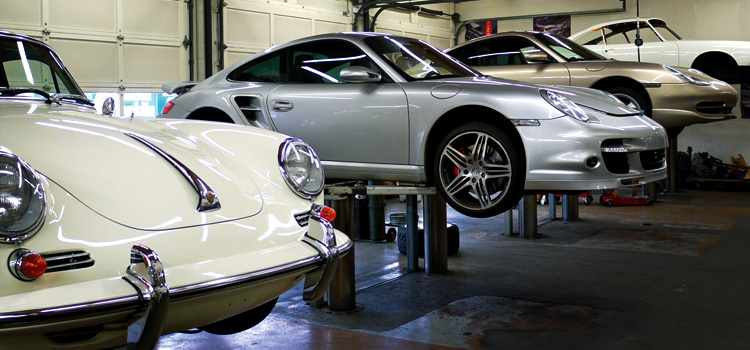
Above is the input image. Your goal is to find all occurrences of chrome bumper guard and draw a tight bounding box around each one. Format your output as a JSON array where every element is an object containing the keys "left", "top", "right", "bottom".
[
  {"left": 0, "top": 223, "right": 351, "bottom": 343},
  {"left": 122, "top": 244, "right": 169, "bottom": 350},
  {"left": 301, "top": 216, "right": 342, "bottom": 301}
]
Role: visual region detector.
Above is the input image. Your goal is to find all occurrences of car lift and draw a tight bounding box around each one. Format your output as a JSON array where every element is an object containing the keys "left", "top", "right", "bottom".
[{"left": 323, "top": 184, "right": 447, "bottom": 312}]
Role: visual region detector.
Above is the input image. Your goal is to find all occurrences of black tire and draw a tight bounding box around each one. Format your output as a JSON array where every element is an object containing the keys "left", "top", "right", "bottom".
[
  {"left": 606, "top": 86, "right": 650, "bottom": 116},
  {"left": 433, "top": 122, "right": 525, "bottom": 218},
  {"left": 199, "top": 297, "right": 278, "bottom": 335},
  {"left": 584, "top": 195, "right": 593, "bottom": 205},
  {"left": 397, "top": 223, "right": 460, "bottom": 257}
]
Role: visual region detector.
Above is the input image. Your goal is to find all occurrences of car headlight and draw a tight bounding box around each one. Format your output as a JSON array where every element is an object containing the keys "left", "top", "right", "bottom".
[
  {"left": 663, "top": 65, "right": 711, "bottom": 86},
  {"left": 279, "top": 138, "right": 325, "bottom": 199},
  {"left": 0, "top": 152, "right": 46, "bottom": 243},
  {"left": 541, "top": 89, "right": 591, "bottom": 123}
]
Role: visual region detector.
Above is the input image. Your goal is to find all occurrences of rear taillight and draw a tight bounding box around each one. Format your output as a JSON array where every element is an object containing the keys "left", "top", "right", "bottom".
[{"left": 161, "top": 101, "right": 175, "bottom": 114}]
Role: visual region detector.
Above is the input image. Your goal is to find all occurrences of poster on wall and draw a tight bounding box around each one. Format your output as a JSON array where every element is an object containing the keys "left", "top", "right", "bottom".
[
  {"left": 464, "top": 21, "right": 498, "bottom": 42},
  {"left": 533, "top": 15, "right": 571, "bottom": 37}
]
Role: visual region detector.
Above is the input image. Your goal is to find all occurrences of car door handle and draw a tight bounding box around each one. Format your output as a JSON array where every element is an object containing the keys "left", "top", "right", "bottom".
[{"left": 272, "top": 100, "right": 294, "bottom": 112}]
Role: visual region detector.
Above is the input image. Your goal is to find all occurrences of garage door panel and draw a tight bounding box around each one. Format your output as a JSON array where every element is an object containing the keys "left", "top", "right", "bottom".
[
  {"left": 49, "top": 0, "right": 117, "bottom": 33},
  {"left": 0, "top": 0, "right": 42, "bottom": 27},
  {"left": 430, "top": 37, "right": 452, "bottom": 51},
  {"left": 226, "top": 10, "right": 271, "bottom": 47},
  {"left": 274, "top": 16, "right": 312, "bottom": 44},
  {"left": 226, "top": 50, "right": 254, "bottom": 67},
  {"left": 123, "top": 0, "right": 181, "bottom": 38},
  {"left": 315, "top": 21, "right": 348, "bottom": 35},
  {"left": 48, "top": 38, "right": 119, "bottom": 84},
  {"left": 123, "top": 44, "right": 180, "bottom": 84}
]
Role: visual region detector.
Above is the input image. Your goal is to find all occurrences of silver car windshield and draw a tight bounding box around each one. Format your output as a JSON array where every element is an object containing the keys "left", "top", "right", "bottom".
[
  {"left": 0, "top": 36, "right": 85, "bottom": 100},
  {"left": 364, "top": 36, "right": 478, "bottom": 81},
  {"left": 534, "top": 33, "right": 607, "bottom": 62}
]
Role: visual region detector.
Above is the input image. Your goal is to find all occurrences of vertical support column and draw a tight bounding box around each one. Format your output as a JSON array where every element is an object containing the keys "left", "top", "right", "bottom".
[
  {"left": 326, "top": 195, "right": 356, "bottom": 312},
  {"left": 424, "top": 194, "right": 448, "bottom": 274},
  {"left": 668, "top": 135, "right": 679, "bottom": 193},
  {"left": 562, "top": 194, "right": 579, "bottom": 222},
  {"left": 647, "top": 182, "right": 658, "bottom": 202},
  {"left": 548, "top": 193, "right": 556, "bottom": 220},
  {"left": 368, "top": 181, "right": 386, "bottom": 241},
  {"left": 518, "top": 194, "right": 537, "bottom": 239},
  {"left": 503, "top": 209, "right": 514, "bottom": 236},
  {"left": 406, "top": 195, "right": 420, "bottom": 272}
]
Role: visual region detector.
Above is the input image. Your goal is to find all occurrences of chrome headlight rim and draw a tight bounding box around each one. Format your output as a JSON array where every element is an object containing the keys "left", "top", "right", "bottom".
[
  {"left": 663, "top": 65, "right": 711, "bottom": 86},
  {"left": 540, "top": 89, "right": 591, "bottom": 123},
  {"left": 0, "top": 152, "right": 46, "bottom": 244},
  {"left": 278, "top": 138, "right": 325, "bottom": 199}
]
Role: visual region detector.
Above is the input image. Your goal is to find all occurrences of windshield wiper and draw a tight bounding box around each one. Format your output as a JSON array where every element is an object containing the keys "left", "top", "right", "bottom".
[
  {"left": 421, "top": 74, "right": 466, "bottom": 80},
  {"left": 0, "top": 88, "right": 93, "bottom": 106},
  {"left": 50, "top": 94, "right": 94, "bottom": 106},
  {"left": 0, "top": 87, "right": 51, "bottom": 99}
]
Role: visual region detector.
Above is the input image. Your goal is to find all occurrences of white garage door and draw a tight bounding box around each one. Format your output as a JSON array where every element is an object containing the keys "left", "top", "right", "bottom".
[
  {"left": 0, "top": 0, "right": 188, "bottom": 116},
  {"left": 222, "top": 0, "right": 350, "bottom": 67}
]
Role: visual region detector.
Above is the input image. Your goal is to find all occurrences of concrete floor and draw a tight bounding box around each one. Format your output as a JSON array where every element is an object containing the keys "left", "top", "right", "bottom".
[{"left": 157, "top": 188, "right": 750, "bottom": 349}]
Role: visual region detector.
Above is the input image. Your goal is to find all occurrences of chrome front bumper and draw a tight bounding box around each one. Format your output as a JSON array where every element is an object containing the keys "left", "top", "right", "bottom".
[{"left": 0, "top": 216, "right": 351, "bottom": 349}]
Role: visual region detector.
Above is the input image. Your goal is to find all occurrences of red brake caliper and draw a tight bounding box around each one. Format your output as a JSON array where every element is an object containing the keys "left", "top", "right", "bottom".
[{"left": 453, "top": 147, "right": 466, "bottom": 178}]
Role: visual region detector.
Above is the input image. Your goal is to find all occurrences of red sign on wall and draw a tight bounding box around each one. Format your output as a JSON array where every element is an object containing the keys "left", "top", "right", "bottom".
[{"left": 484, "top": 21, "right": 492, "bottom": 36}]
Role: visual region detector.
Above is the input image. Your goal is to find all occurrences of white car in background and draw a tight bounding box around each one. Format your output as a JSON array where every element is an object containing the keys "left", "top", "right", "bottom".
[{"left": 570, "top": 18, "right": 750, "bottom": 84}]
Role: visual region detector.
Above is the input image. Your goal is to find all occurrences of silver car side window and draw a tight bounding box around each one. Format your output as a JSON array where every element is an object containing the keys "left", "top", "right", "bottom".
[{"left": 286, "top": 40, "right": 384, "bottom": 84}]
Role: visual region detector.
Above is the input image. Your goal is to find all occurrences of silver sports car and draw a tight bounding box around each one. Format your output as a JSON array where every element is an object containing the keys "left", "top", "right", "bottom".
[{"left": 160, "top": 32, "right": 668, "bottom": 218}]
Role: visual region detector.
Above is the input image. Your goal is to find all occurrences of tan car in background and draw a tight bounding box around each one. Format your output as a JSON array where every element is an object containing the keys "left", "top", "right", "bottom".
[{"left": 447, "top": 31, "right": 738, "bottom": 137}]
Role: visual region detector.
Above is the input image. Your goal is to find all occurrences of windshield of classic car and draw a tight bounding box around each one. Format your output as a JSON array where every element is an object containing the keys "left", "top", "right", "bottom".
[
  {"left": 0, "top": 38, "right": 81, "bottom": 97},
  {"left": 364, "top": 36, "right": 477, "bottom": 81},
  {"left": 535, "top": 33, "right": 607, "bottom": 62}
]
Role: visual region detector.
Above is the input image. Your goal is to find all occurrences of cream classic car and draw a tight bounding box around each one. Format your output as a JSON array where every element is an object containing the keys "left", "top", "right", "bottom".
[
  {"left": 0, "top": 31, "right": 351, "bottom": 349},
  {"left": 570, "top": 18, "right": 750, "bottom": 84}
]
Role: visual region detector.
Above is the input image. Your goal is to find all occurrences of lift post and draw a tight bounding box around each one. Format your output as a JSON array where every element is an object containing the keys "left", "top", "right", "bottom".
[
  {"left": 324, "top": 184, "right": 446, "bottom": 310},
  {"left": 325, "top": 194, "right": 356, "bottom": 312}
]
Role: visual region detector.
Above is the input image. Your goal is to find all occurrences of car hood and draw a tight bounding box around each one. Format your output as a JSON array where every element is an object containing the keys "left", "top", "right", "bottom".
[
  {"left": 0, "top": 100, "right": 266, "bottom": 230},
  {"left": 435, "top": 76, "right": 638, "bottom": 116},
  {"left": 562, "top": 60, "right": 718, "bottom": 84}
]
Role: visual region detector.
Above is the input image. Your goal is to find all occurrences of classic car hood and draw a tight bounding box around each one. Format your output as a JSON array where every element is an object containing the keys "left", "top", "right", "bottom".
[
  {"left": 0, "top": 100, "right": 265, "bottom": 230},
  {"left": 434, "top": 76, "right": 638, "bottom": 116}
]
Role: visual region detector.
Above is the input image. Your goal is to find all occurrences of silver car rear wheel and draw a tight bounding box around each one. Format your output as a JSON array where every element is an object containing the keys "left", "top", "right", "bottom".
[{"left": 434, "top": 122, "right": 524, "bottom": 217}]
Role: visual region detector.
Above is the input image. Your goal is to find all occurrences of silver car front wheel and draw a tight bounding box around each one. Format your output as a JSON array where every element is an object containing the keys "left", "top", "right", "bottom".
[{"left": 434, "top": 122, "right": 524, "bottom": 218}]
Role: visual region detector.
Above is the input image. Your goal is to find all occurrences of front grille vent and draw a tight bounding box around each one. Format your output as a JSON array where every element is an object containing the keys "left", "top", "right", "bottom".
[
  {"left": 640, "top": 149, "right": 666, "bottom": 170},
  {"left": 696, "top": 102, "right": 733, "bottom": 115},
  {"left": 295, "top": 211, "right": 311, "bottom": 227},
  {"left": 601, "top": 139, "right": 629, "bottom": 174},
  {"left": 41, "top": 250, "right": 95, "bottom": 273}
]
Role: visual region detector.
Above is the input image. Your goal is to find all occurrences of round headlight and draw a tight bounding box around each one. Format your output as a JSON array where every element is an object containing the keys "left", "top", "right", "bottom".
[
  {"left": 0, "top": 152, "right": 46, "bottom": 243},
  {"left": 278, "top": 138, "right": 325, "bottom": 199}
]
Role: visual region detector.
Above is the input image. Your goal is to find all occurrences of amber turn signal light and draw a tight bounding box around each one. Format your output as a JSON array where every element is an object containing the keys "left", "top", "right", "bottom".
[
  {"left": 9, "top": 249, "right": 47, "bottom": 281},
  {"left": 319, "top": 206, "right": 336, "bottom": 222}
]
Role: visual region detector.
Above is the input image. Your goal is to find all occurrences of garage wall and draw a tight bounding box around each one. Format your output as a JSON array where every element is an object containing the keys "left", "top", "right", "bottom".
[
  {"left": 455, "top": 0, "right": 750, "bottom": 163},
  {"left": 222, "top": 0, "right": 456, "bottom": 67},
  {"left": 0, "top": 0, "right": 189, "bottom": 92}
]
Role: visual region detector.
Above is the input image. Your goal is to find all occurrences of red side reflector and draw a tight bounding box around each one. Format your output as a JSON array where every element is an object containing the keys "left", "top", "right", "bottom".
[
  {"left": 161, "top": 101, "right": 175, "bottom": 114},
  {"left": 320, "top": 206, "right": 336, "bottom": 222},
  {"left": 20, "top": 254, "right": 47, "bottom": 280}
]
